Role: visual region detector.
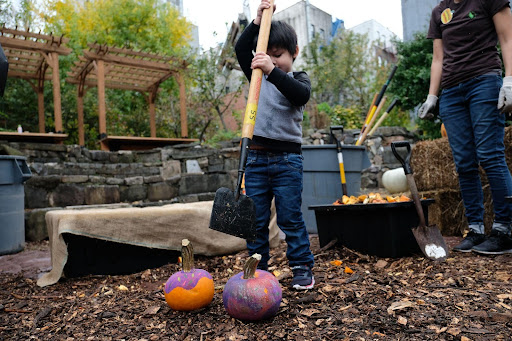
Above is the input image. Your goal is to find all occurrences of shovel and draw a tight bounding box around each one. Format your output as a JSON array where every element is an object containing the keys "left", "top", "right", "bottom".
[
  {"left": 329, "top": 125, "right": 348, "bottom": 196},
  {"left": 391, "top": 141, "right": 449, "bottom": 261},
  {"left": 209, "top": 1, "right": 274, "bottom": 241}
]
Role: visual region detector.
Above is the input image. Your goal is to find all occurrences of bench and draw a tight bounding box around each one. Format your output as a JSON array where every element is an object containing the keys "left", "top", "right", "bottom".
[
  {"left": 36, "top": 201, "right": 280, "bottom": 287},
  {"left": 100, "top": 135, "right": 199, "bottom": 151},
  {"left": 0, "top": 132, "right": 68, "bottom": 144}
]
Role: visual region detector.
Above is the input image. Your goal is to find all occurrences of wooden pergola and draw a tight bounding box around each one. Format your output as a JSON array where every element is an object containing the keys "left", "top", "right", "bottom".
[
  {"left": 67, "top": 43, "right": 194, "bottom": 150},
  {"left": 0, "top": 26, "right": 71, "bottom": 140}
]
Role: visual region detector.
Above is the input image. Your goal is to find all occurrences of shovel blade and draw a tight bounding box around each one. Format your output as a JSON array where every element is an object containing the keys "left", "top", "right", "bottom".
[
  {"left": 412, "top": 224, "right": 449, "bottom": 261},
  {"left": 209, "top": 187, "right": 257, "bottom": 241}
]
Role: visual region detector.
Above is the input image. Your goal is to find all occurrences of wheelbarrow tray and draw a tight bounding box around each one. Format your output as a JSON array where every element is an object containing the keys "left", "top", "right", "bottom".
[{"left": 309, "top": 199, "right": 435, "bottom": 258}]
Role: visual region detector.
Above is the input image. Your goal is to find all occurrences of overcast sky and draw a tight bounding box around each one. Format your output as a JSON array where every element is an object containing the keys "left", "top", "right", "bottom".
[{"left": 183, "top": 0, "right": 403, "bottom": 50}]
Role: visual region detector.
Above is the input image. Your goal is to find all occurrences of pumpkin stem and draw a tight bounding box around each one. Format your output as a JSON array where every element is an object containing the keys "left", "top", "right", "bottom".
[
  {"left": 181, "top": 239, "right": 194, "bottom": 272},
  {"left": 243, "top": 254, "right": 261, "bottom": 279}
]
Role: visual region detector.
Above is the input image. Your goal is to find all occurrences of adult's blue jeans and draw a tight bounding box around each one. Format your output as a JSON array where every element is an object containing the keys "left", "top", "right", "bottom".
[
  {"left": 439, "top": 74, "right": 512, "bottom": 233},
  {"left": 244, "top": 150, "right": 314, "bottom": 268}
]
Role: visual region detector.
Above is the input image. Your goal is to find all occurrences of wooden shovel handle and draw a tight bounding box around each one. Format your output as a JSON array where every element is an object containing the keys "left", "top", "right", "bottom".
[{"left": 241, "top": 0, "right": 274, "bottom": 139}]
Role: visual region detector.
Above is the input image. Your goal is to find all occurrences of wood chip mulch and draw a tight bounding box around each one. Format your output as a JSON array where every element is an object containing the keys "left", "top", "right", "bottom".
[{"left": 1, "top": 236, "right": 512, "bottom": 340}]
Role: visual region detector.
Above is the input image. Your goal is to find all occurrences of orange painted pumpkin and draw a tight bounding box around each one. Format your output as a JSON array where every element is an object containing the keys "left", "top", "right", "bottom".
[{"left": 164, "top": 239, "right": 214, "bottom": 311}]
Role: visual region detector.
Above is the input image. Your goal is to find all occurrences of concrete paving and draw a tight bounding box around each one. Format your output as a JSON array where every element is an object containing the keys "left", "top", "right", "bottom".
[{"left": 0, "top": 249, "right": 51, "bottom": 279}]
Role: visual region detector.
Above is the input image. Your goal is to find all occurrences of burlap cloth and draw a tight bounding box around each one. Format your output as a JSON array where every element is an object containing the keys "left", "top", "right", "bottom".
[{"left": 37, "top": 201, "right": 280, "bottom": 287}]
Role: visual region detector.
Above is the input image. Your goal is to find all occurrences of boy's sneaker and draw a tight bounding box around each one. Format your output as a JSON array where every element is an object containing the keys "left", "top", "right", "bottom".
[
  {"left": 452, "top": 231, "right": 486, "bottom": 252},
  {"left": 472, "top": 230, "right": 512, "bottom": 255},
  {"left": 291, "top": 265, "right": 314, "bottom": 290}
]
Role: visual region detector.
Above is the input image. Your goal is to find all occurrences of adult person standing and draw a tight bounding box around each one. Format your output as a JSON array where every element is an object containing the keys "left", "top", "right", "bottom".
[{"left": 419, "top": 0, "right": 512, "bottom": 254}]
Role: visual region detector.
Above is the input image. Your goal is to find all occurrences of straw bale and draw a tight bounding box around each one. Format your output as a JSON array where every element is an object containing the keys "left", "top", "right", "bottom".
[
  {"left": 423, "top": 186, "right": 494, "bottom": 236},
  {"left": 410, "top": 137, "right": 458, "bottom": 191}
]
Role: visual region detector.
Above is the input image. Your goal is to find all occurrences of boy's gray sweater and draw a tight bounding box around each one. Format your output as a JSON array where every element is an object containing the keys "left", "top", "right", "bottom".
[
  {"left": 255, "top": 72, "right": 304, "bottom": 145},
  {"left": 235, "top": 21, "right": 311, "bottom": 154}
]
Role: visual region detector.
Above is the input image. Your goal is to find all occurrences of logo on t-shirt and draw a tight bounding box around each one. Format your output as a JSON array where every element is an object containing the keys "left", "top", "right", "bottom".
[
  {"left": 441, "top": 8, "right": 454, "bottom": 24},
  {"left": 468, "top": 11, "right": 476, "bottom": 19}
]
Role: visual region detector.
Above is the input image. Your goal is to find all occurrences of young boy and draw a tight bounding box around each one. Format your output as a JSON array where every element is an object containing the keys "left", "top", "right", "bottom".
[{"left": 235, "top": 0, "right": 314, "bottom": 290}]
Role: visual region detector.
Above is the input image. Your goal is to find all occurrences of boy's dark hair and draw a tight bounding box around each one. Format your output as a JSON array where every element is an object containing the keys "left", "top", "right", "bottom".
[{"left": 253, "top": 20, "right": 298, "bottom": 59}]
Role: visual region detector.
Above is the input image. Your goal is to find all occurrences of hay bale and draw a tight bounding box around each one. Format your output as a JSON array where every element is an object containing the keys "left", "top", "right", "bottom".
[
  {"left": 424, "top": 186, "right": 494, "bottom": 236},
  {"left": 410, "top": 138, "right": 458, "bottom": 191}
]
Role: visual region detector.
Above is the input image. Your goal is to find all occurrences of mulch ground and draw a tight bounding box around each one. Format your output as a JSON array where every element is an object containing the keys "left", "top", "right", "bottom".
[{"left": 1, "top": 236, "right": 512, "bottom": 341}]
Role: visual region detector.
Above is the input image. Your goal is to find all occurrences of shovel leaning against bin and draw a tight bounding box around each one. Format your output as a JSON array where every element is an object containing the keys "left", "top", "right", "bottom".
[
  {"left": 330, "top": 126, "right": 348, "bottom": 196},
  {"left": 391, "top": 141, "right": 449, "bottom": 261},
  {"left": 209, "top": 1, "right": 274, "bottom": 241}
]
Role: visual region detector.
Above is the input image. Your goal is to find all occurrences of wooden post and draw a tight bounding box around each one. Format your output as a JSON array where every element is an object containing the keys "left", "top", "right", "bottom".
[
  {"left": 37, "top": 90, "right": 45, "bottom": 133},
  {"left": 178, "top": 73, "right": 188, "bottom": 138},
  {"left": 96, "top": 59, "right": 108, "bottom": 150},
  {"left": 149, "top": 102, "right": 156, "bottom": 138},
  {"left": 149, "top": 91, "right": 157, "bottom": 138},
  {"left": 77, "top": 88, "right": 85, "bottom": 146},
  {"left": 50, "top": 52, "right": 63, "bottom": 133}
]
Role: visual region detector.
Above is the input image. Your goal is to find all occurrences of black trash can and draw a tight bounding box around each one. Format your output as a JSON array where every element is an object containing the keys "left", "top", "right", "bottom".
[{"left": 0, "top": 155, "right": 32, "bottom": 255}]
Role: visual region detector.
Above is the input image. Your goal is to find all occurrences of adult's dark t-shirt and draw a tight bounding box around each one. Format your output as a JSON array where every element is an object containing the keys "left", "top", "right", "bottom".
[{"left": 427, "top": 0, "right": 510, "bottom": 89}]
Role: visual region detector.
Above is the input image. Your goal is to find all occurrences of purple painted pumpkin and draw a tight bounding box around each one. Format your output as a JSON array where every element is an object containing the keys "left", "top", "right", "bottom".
[
  {"left": 222, "top": 254, "right": 282, "bottom": 321},
  {"left": 163, "top": 239, "right": 214, "bottom": 311}
]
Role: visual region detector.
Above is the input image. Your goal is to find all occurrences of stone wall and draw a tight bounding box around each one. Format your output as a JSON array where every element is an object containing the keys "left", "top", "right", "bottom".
[
  {"left": 9, "top": 141, "right": 240, "bottom": 210},
  {"left": 1, "top": 140, "right": 242, "bottom": 241}
]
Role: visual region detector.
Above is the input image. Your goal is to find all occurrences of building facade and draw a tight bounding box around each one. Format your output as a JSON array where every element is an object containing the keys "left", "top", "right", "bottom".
[
  {"left": 349, "top": 19, "right": 398, "bottom": 63},
  {"left": 272, "top": 0, "right": 334, "bottom": 67},
  {"left": 401, "top": 0, "right": 439, "bottom": 41}
]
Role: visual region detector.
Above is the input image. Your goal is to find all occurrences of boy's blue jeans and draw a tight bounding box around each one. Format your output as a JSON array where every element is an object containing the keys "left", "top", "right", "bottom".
[
  {"left": 439, "top": 74, "right": 512, "bottom": 233},
  {"left": 244, "top": 150, "right": 314, "bottom": 268}
]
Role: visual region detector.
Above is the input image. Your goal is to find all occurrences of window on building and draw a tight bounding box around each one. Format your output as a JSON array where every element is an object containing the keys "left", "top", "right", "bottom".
[
  {"left": 310, "top": 24, "right": 315, "bottom": 40},
  {"left": 320, "top": 28, "right": 325, "bottom": 41}
]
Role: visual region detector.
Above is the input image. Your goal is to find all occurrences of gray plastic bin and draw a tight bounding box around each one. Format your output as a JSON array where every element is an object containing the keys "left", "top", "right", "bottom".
[
  {"left": 302, "top": 145, "right": 371, "bottom": 233},
  {"left": 0, "top": 155, "right": 32, "bottom": 255}
]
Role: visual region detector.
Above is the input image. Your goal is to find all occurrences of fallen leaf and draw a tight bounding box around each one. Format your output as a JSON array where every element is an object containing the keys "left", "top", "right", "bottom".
[
  {"left": 461, "top": 337, "right": 471, "bottom": 341},
  {"left": 375, "top": 260, "right": 388, "bottom": 269},
  {"left": 428, "top": 325, "right": 447, "bottom": 334},
  {"left": 387, "top": 300, "right": 416, "bottom": 315},
  {"left": 301, "top": 308, "right": 321, "bottom": 317},
  {"left": 344, "top": 267, "right": 354, "bottom": 274},
  {"left": 143, "top": 306, "right": 160, "bottom": 315},
  {"left": 330, "top": 260, "right": 342, "bottom": 266},
  {"left": 272, "top": 270, "right": 281, "bottom": 277},
  {"left": 322, "top": 284, "right": 336, "bottom": 293}
]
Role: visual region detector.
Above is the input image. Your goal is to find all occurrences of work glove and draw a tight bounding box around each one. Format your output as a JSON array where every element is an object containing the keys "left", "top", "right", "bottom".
[
  {"left": 498, "top": 76, "right": 512, "bottom": 113},
  {"left": 418, "top": 94, "right": 438, "bottom": 120}
]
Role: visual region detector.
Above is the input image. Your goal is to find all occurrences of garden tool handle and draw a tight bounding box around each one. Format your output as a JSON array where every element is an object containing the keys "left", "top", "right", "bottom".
[
  {"left": 235, "top": 0, "right": 274, "bottom": 201},
  {"left": 391, "top": 141, "right": 425, "bottom": 226},
  {"left": 241, "top": 0, "right": 274, "bottom": 139},
  {"left": 329, "top": 125, "right": 344, "bottom": 146},
  {"left": 391, "top": 141, "right": 413, "bottom": 175}
]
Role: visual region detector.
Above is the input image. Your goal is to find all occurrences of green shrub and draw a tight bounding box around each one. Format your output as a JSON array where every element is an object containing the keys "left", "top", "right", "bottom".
[{"left": 318, "top": 102, "right": 363, "bottom": 129}]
